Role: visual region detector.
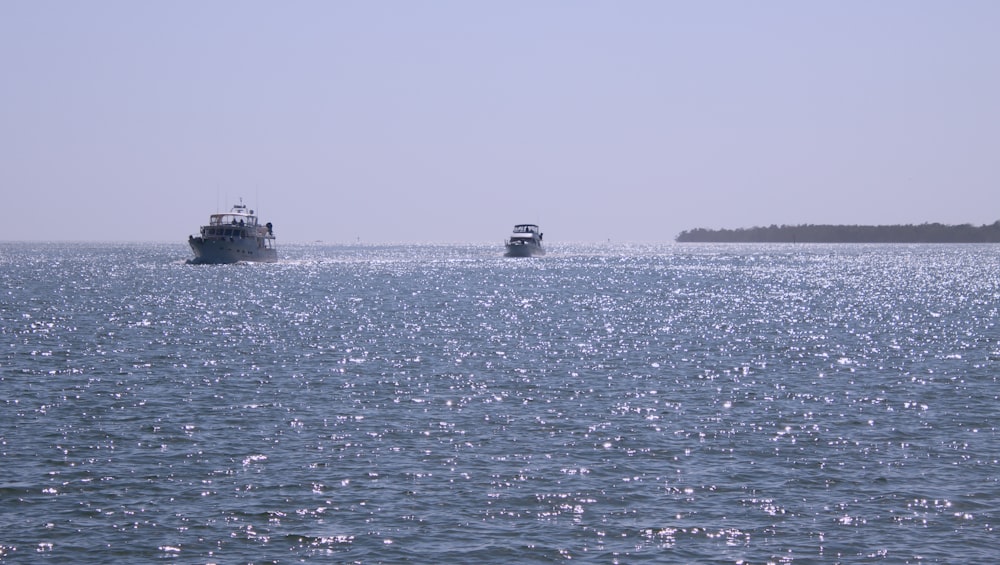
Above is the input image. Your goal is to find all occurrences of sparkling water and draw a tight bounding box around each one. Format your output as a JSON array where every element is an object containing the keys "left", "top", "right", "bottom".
[{"left": 2, "top": 242, "right": 997, "bottom": 563}]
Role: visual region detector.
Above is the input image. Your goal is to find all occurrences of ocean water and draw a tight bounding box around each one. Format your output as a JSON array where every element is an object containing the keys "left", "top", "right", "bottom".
[{"left": 1, "top": 242, "right": 998, "bottom": 564}]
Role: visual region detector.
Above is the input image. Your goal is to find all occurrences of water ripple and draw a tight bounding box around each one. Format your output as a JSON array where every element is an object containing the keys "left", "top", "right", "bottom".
[{"left": 1, "top": 242, "right": 998, "bottom": 562}]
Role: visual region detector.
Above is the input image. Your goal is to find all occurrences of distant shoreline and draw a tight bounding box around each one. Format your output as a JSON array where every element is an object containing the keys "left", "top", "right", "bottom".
[{"left": 675, "top": 222, "right": 1000, "bottom": 243}]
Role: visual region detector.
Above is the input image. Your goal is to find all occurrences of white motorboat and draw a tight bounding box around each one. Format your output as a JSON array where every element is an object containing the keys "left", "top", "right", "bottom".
[
  {"left": 504, "top": 224, "right": 544, "bottom": 257},
  {"left": 188, "top": 200, "right": 277, "bottom": 264}
]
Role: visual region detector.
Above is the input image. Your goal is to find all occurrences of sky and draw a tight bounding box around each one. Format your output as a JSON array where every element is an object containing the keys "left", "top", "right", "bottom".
[{"left": 2, "top": 1, "right": 998, "bottom": 243}]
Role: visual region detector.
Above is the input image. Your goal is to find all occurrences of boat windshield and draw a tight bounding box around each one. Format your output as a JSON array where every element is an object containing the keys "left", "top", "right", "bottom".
[{"left": 210, "top": 214, "right": 257, "bottom": 227}]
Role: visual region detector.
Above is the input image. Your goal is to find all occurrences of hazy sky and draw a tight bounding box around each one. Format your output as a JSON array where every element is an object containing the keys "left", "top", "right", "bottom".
[{"left": 3, "top": 1, "right": 998, "bottom": 243}]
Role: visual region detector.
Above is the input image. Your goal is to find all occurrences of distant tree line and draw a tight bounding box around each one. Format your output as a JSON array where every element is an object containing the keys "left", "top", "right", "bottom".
[{"left": 675, "top": 221, "right": 1000, "bottom": 243}]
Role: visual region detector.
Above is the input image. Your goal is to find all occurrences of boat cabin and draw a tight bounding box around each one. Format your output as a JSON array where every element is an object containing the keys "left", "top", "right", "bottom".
[
  {"left": 509, "top": 224, "right": 542, "bottom": 243},
  {"left": 198, "top": 204, "right": 274, "bottom": 243}
]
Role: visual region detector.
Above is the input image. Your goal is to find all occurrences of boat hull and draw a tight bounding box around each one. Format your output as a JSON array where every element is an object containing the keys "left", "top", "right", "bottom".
[
  {"left": 188, "top": 237, "right": 277, "bottom": 264},
  {"left": 504, "top": 242, "right": 545, "bottom": 257}
]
